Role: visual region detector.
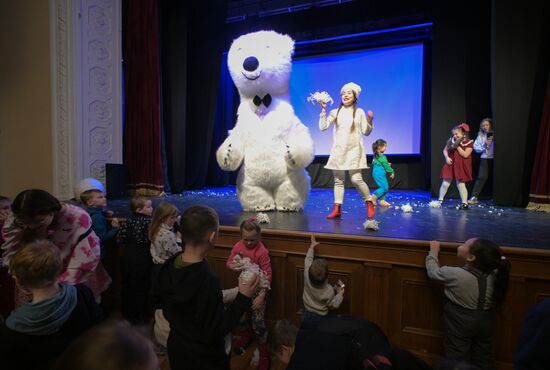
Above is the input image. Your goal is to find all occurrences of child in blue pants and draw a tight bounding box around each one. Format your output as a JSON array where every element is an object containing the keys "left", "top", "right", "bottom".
[{"left": 372, "top": 139, "right": 395, "bottom": 207}]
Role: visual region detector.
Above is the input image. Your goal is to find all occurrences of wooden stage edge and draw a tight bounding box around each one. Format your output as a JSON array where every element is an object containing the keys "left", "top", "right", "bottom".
[{"left": 210, "top": 225, "right": 550, "bottom": 370}]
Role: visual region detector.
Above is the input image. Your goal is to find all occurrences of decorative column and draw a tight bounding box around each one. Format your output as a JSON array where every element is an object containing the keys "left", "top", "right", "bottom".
[{"left": 51, "top": 0, "right": 122, "bottom": 199}]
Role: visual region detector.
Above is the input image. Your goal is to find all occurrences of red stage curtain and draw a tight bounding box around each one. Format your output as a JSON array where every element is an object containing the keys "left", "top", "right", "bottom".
[
  {"left": 527, "top": 73, "right": 550, "bottom": 212},
  {"left": 122, "top": 0, "right": 164, "bottom": 196}
]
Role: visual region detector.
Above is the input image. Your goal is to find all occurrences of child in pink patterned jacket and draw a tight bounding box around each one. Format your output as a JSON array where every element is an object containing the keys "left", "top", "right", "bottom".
[{"left": 1, "top": 189, "right": 110, "bottom": 303}]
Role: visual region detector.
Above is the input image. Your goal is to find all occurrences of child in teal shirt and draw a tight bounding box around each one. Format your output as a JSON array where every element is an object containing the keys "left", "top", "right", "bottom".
[{"left": 372, "top": 139, "right": 395, "bottom": 207}]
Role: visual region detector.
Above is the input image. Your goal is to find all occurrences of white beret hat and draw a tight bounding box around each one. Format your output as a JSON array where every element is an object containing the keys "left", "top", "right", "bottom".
[
  {"left": 340, "top": 82, "right": 362, "bottom": 98},
  {"left": 74, "top": 178, "right": 105, "bottom": 199}
]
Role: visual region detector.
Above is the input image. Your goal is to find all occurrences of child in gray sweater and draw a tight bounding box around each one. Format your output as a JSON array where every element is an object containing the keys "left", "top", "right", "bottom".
[
  {"left": 426, "top": 238, "right": 510, "bottom": 370},
  {"left": 302, "top": 235, "right": 344, "bottom": 323}
]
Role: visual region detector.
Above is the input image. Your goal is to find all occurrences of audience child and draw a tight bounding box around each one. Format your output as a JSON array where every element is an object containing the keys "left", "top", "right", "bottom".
[
  {"left": 268, "top": 320, "right": 298, "bottom": 369},
  {"left": 153, "top": 205, "right": 259, "bottom": 370},
  {"left": 371, "top": 139, "right": 395, "bottom": 207},
  {"left": 149, "top": 201, "right": 181, "bottom": 267},
  {"left": 0, "top": 240, "right": 102, "bottom": 370},
  {"left": 437, "top": 123, "right": 474, "bottom": 210},
  {"left": 469, "top": 118, "right": 494, "bottom": 204},
  {"left": 78, "top": 180, "right": 120, "bottom": 259},
  {"left": 226, "top": 218, "right": 272, "bottom": 369},
  {"left": 426, "top": 238, "right": 511, "bottom": 369},
  {"left": 147, "top": 201, "right": 181, "bottom": 355},
  {"left": 53, "top": 319, "right": 158, "bottom": 370},
  {"left": 515, "top": 298, "right": 550, "bottom": 370},
  {"left": 302, "top": 235, "right": 344, "bottom": 323},
  {"left": 269, "top": 317, "right": 393, "bottom": 370},
  {"left": 115, "top": 196, "right": 153, "bottom": 325},
  {"left": 1, "top": 189, "right": 110, "bottom": 302},
  {"left": 0, "top": 196, "right": 15, "bottom": 320}
]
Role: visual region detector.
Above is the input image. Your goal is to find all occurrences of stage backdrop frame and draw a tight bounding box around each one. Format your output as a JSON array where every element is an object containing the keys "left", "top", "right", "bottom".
[{"left": 209, "top": 23, "right": 433, "bottom": 190}]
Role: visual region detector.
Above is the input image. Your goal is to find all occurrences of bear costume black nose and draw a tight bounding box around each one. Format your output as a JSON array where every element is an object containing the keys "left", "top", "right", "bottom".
[{"left": 243, "top": 56, "right": 259, "bottom": 72}]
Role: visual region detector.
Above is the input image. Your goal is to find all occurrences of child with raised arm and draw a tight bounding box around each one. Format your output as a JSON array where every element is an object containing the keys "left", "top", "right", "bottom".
[
  {"left": 302, "top": 235, "right": 345, "bottom": 323},
  {"left": 371, "top": 139, "right": 395, "bottom": 207},
  {"left": 153, "top": 205, "right": 259, "bottom": 370},
  {"left": 426, "top": 238, "right": 511, "bottom": 369},
  {"left": 319, "top": 82, "right": 376, "bottom": 220}
]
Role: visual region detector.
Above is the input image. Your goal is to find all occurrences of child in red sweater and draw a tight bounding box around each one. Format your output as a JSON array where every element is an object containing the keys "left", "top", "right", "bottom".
[
  {"left": 226, "top": 218, "right": 272, "bottom": 370},
  {"left": 438, "top": 123, "right": 474, "bottom": 210}
]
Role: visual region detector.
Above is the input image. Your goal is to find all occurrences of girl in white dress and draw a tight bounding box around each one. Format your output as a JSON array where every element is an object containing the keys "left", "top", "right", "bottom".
[{"left": 319, "top": 82, "right": 375, "bottom": 219}]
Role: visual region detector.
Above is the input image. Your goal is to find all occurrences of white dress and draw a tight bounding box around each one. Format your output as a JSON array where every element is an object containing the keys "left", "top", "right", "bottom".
[{"left": 319, "top": 106, "right": 373, "bottom": 170}]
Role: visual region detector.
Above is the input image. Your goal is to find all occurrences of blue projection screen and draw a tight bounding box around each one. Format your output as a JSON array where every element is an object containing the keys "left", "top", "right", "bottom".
[{"left": 289, "top": 42, "right": 424, "bottom": 156}]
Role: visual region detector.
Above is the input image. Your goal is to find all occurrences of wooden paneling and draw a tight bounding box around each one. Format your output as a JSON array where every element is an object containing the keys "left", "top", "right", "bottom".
[{"left": 212, "top": 226, "right": 550, "bottom": 369}]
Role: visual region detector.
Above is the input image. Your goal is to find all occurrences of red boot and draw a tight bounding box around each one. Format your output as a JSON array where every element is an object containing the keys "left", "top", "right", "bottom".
[
  {"left": 326, "top": 203, "right": 342, "bottom": 219},
  {"left": 258, "top": 343, "right": 270, "bottom": 370},
  {"left": 366, "top": 200, "right": 376, "bottom": 219}
]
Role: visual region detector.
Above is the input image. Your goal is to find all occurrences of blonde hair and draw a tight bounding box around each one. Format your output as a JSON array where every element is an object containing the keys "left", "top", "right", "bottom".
[
  {"left": 130, "top": 196, "right": 149, "bottom": 212},
  {"left": 148, "top": 202, "right": 178, "bottom": 241},
  {"left": 80, "top": 189, "right": 101, "bottom": 206},
  {"left": 10, "top": 240, "right": 62, "bottom": 289}
]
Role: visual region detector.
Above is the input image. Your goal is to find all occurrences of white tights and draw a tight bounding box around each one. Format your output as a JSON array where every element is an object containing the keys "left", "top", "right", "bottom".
[
  {"left": 439, "top": 179, "right": 468, "bottom": 204},
  {"left": 333, "top": 170, "right": 372, "bottom": 204}
]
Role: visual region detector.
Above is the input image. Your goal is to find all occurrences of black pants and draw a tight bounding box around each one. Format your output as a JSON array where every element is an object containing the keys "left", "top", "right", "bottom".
[
  {"left": 120, "top": 245, "right": 153, "bottom": 325},
  {"left": 472, "top": 158, "right": 493, "bottom": 198},
  {"left": 443, "top": 301, "right": 496, "bottom": 370}
]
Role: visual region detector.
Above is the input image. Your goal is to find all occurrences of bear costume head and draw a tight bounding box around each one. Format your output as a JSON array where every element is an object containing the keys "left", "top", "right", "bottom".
[{"left": 227, "top": 30, "right": 295, "bottom": 98}]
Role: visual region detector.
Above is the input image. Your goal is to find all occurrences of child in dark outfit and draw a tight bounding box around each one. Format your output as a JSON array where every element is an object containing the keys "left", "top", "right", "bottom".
[
  {"left": 153, "top": 205, "right": 259, "bottom": 370},
  {"left": 115, "top": 196, "right": 153, "bottom": 325}
]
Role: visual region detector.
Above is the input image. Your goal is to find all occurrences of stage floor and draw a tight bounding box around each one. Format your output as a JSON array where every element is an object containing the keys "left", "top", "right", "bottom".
[{"left": 109, "top": 187, "right": 550, "bottom": 250}]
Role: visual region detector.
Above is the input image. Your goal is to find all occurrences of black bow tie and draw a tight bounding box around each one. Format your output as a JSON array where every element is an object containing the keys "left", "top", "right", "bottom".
[{"left": 253, "top": 94, "right": 272, "bottom": 108}]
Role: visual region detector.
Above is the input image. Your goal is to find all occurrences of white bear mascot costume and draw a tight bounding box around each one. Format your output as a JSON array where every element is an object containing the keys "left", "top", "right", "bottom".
[{"left": 216, "top": 30, "right": 314, "bottom": 211}]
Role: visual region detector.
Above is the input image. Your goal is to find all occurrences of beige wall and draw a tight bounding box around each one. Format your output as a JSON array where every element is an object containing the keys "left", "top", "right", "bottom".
[{"left": 0, "top": 1, "right": 53, "bottom": 199}]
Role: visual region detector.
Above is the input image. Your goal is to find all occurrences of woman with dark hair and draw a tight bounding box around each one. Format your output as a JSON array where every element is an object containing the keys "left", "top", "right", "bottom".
[
  {"left": 1, "top": 189, "right": 111, "bottom": 302},
  {"left": 426, "top": 238, "right": 511, "bottom": 370}
]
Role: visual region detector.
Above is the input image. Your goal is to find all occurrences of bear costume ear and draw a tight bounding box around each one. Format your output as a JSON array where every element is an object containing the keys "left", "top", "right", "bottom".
[{"left": 280, "top": 33, "right": 295, "bottom": 57}]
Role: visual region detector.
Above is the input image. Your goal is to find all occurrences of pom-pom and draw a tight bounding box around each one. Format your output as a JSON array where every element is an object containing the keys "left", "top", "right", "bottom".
[
  {"left": 307, "top": 91, "right": 334, "bottom": 106},
  {"left": 363, "top": 219, "right": 379, "bottom": 231},
  {"left": 256, "top": 212, "right": 270, "bottom": 224},
  {"left": 401, "top": 203, "right": 413, "bottom": 213},
  {"left": 429, "top": 200, "right": 442, "bottom": 208},
  {"left": 234, "top": 255, "right": 271, "bottom": 289}
]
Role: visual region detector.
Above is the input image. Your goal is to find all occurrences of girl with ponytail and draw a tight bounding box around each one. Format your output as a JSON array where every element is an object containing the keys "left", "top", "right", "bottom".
[
  {"left": 318, "top": 82, "right": 376, "bottom": 220},
  {"left": 426, "top": 238, "right": 510, "bottom": 369}
]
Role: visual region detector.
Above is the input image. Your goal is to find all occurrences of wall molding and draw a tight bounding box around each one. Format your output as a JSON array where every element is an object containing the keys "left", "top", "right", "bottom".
[{"left": 51, "top": 0, "right": 122, "bottom": 200}]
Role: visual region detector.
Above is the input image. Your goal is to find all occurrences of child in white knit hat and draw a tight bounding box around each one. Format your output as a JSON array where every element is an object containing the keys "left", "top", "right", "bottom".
[
  {"left": 76, "top": 178, "right": 120, "bottom": 259},
  {"left": 318, "top": 82, "right": 376, "bottom": 220}
]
